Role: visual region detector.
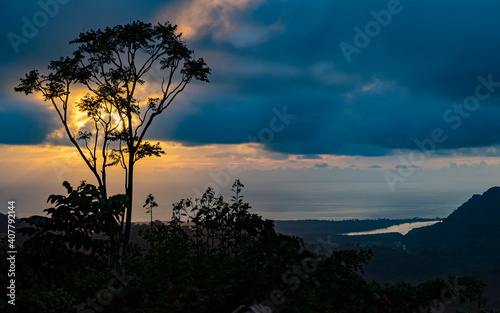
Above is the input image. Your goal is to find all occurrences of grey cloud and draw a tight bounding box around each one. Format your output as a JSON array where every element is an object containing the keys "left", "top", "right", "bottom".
[
  {"left": 296, "top": 154, "right": 323, "bottom": 160},
  {"left": 395, "top": 164, "right": 420, "bottom": 169},
  {"left": 0, "top": 99, "right": 58, "bottom": 145},
  {"left": 314, "top": 163, "right": 329, "bottom": 168}
]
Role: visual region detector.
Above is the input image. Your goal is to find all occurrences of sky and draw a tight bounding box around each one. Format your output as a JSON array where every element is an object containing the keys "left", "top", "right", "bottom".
[{"left": 2, "top": 0, "right": 500, "bottom": 222}]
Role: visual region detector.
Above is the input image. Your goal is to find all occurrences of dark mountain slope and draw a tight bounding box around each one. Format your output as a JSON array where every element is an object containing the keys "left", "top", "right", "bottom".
[{"left": 405, "top": 186, "right": 500, "bottom": 275}]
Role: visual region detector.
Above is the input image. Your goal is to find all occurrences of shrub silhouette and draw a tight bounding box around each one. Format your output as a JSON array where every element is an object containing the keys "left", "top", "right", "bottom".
[{"left": 16, "top": 182, "right": 125, "bottom": 288}]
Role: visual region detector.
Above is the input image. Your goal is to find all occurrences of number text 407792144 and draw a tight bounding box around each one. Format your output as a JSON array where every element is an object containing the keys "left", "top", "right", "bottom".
[{"left": 7, "top": 201, "right": 16, "bottom": 306}]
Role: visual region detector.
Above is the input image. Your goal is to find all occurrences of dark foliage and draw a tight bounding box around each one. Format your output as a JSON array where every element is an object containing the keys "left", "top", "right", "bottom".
[
  {"left": 0, "top": 181, "right": 497, "bottom": 312},
  {"left": 0, "top": 182, "right": 126, "bottom": 312}
]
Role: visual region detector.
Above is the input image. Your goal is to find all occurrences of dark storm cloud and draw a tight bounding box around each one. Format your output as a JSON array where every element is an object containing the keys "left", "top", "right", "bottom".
[
  {"left": 150, "top": 0, "right": 500, "bottom": 156},
  {"left": 2, "top": 0, "right": 168, "bottom": 62},
  {"left": 4, "top": 0, "right": 500, "bottom": 157},
  {"left": 0, "top": 99, "right": 58, "bottom": 144}
]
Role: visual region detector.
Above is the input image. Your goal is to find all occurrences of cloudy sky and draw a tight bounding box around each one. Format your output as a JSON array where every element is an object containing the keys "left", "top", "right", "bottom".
[{"left": 2, "top": 0, "right": 500, "bottom": 221}]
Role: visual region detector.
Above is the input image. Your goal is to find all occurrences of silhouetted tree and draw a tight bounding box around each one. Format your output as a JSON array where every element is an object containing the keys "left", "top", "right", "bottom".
[
  {"left": 15, "top": 21, "right": 211, "bottom": 248},
  {"left": 143, "top": 193, "right": 158, "bottom": 229}
]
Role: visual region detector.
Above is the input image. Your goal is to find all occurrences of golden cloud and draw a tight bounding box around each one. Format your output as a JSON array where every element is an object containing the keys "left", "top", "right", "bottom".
[{"left": 156, "top": 0, "right": 272, "bottom": 44}]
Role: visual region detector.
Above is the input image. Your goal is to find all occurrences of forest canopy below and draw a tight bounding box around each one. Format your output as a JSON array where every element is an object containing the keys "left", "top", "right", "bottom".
[{"left": 1, "top": 180, "right": 499, "bottom": 312}]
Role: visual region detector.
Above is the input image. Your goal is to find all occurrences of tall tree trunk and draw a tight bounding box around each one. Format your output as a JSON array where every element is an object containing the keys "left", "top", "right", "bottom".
[
  {"left": 101, "top": 168, "right": 107, "bottom": 199},
  {"left": 124, "top": 154, "right": 134, "bottom": 251}
]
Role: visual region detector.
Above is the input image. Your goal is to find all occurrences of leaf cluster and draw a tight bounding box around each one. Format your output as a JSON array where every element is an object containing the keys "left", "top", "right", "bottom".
[{"left": 14, "top": 182, "right": 126, "bottom": 285}]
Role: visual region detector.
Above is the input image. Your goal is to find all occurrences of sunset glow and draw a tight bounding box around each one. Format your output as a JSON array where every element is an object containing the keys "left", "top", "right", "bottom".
[{"left": 2, "top": 0, "right": 500, "bottom": 224}]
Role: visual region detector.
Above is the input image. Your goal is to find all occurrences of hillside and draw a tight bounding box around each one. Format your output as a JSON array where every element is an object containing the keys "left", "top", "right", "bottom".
[
  {"left": 369, "top": 187, "right": 500, "bottom": 308},
  {"left": 405, "top": 186, "right": 500, "bottom": 275},
  {"left": 273, "top": 189, "right": 500, "bottom": 309}
]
